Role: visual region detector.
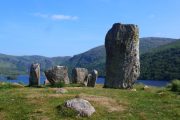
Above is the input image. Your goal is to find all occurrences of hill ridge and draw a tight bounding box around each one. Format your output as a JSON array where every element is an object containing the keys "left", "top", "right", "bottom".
[{"left": 0, "top": 37, "right": 179, "bottom": 80}]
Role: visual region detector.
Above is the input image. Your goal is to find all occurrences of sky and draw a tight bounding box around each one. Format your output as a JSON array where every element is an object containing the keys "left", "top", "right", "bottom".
[{"left": 0, "top": 0, "right": 180, "bottom": 57}]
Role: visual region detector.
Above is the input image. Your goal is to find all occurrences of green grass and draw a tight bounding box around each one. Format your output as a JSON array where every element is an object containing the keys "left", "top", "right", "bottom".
[{"left": 0, "top": 82, "right": 179, "bottom": 120}]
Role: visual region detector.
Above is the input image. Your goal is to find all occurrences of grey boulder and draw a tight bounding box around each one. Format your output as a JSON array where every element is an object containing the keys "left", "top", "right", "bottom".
[{"left": 65, "top": 98, "right": 95, "bottom": 117}]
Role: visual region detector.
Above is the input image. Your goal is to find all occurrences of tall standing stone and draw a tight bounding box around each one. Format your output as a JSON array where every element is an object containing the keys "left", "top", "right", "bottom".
[
  {"left": 104, "top": 23, "right": 140, "bottom": 89},
  {"left": 44, "top": 66, "right": 69, "bottom": 85},
  {"left": 72, "top": 68, "right": 88, "bottom": 86},
  {"left": 29, "top": 63, "right": 40, "bottom": 86}
]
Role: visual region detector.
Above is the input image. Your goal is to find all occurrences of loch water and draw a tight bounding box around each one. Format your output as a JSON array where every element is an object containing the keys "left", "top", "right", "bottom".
[{"left": 0, "top": 75, "right": 170, "bottom": 87}]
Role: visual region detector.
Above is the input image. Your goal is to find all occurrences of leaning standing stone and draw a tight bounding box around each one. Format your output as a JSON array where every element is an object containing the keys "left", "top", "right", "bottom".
[
  {"left": 29, "top": 63, "right": 40, "bottom": 86},
  {"left": 87, "top": 70, "right": 98, "bottom": 87},
  {"left": 104, "top": 23, "right": 140, "bottom": 89},
  {"left": 72, "top": 68, "right": 88, "bottom": 86}
]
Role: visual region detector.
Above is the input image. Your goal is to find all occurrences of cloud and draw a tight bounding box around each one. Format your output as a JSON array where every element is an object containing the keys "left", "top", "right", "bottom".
[
  {"left": 33, "top": 13, "right": 78, "bottom": 21},
  {"left": 51, "top": 14, "right": 78, "bottom": 20}
]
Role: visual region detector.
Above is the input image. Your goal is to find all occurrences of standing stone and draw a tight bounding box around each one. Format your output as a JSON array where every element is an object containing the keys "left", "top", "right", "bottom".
[
  {"left": 87, "top": 70, "right": 98, "bottom": 87},
  {"left": 104, "top": 23, "right": 140, "bottom": 89},
  {"left": 72, "top": 68, "right": 88, "bottom": 86},
  {"left": 29, "top": 63, "right": 40, "bottom": 86},
  {"left": 44, "top": 66, "right": 69, "bottom": 85}
]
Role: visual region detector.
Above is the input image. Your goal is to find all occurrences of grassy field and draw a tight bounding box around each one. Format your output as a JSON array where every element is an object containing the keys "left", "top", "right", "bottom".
[{"left": 0, "top": 82, "right": 179, "bottom": 120}]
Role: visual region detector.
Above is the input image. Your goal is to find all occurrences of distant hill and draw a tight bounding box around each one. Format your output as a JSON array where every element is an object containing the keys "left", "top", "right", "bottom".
[
  {"left": 140, "top": 40, "right": 180, "bottom": 80},
  {"left": 0, "top": 54, "right": 70, "bottom": 76},
  {"left": 0, "top": 37, "right": 179, "bottom": 80},
  {"left": 140, "top": 37, "right": 177, "bottom": 54},
  {"left": 65, "top": 37, "right": 178, "bottom": 78},
  {"left": 65, "top": 45, "right": 106, "bottom": 76}
]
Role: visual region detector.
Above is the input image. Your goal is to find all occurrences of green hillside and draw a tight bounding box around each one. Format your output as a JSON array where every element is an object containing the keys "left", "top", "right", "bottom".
[
  {"left": 139, "top": 37, "right": 176, "bottom": 54},
  {"left": 65, "top": 37, "right": 178, "bottom": 78},
  {"left": 140, "top": 40, "right": 180, "bottom": 80},
  {"left": 0, "top": 54, "right": 70, "bottom": 76},
  {"left": 65, "top": 46, "right": 106, "bottom": 76},
  {"left": 0, "top": 37, "right": 179, "bottom": 80}
]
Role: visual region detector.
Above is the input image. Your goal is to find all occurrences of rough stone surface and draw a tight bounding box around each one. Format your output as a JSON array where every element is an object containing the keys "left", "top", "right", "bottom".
[
  {"left": 72, "top": 68, "right": 88, "bottom": 86},
  {"left": 104, "top": 23, "right": 140, "bottom": 89},
  {"left": 87, "top": 74, "right": 92, "bottom": 85},
  {"left": 44, "top": 66, "right": 69, "bottom": 85},
  {"left": 87, "top": 70, "right": 98, "bottom": 87},
  {"left": 29, "top": 63, "right": 40, "bottom": 86},
  {"left": 65, "top": 98, "right": 95, "bottom": 117}
]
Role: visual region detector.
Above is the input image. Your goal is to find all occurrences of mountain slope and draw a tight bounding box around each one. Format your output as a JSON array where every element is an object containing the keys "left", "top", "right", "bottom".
[
  {"left": 140, "top": 40, "right": 180, "bottom": 80},
  {"left": 0, "top": 54, "right": 71, "bottom": 75},
  {"left": 0, "top": 37, "right": 178, "bottom": 80},
  {"left": 139, "top": 37, "right": 177, "bottom": 54},
  {"left": 65, "top": 37, "right": 178, "bottom": 77},
  {"left": 66, "top": 46, "right": 106, "bottom": 76}
]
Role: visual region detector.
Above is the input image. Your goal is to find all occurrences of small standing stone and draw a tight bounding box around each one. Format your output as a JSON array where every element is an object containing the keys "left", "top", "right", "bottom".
[
  {"left": 87, "top": 70, "right": 98, "bottom": 87},
  {"left": 72, "top": 68, "right": 88, "bottom": 86},
  {"left": 29, "top": 63, "right": 40, "bottom": 86},
  {"left": 44, "top": 66, "right": 69, "bottom": 85}
]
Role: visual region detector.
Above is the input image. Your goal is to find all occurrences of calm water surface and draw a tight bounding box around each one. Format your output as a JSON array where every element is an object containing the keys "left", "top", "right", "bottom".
[
  {"left": 0, "top": 75, "right": 170, "bottom": 87},
  {"left": 95, "top": 77, "right": 169, "bottom": 87}
]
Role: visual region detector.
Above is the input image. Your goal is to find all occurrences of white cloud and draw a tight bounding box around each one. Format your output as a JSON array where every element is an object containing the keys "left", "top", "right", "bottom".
[
  {"left": 33, "top": 13, "right": 78, "bottom": 21},
  {"left": 51, "top": 14, "right": 78, "bottom": 20}
]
